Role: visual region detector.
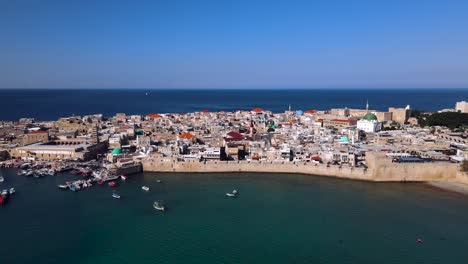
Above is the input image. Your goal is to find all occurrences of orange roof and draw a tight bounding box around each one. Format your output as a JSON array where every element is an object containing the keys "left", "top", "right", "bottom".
[
  {"left": 179, "top": 132, "right": 195, "bottom": 139},
  {"left": 305, "top": 109, "right": 317, "bottom": 114},
  {"left": 146, "top": 113, "right": 162, "bottom": 118},
  {"left": 251, "top": 107, "right": 265, "bottom": 113},
  {"left": 201, "top": 109, "right": 209, "bottom": 113}
]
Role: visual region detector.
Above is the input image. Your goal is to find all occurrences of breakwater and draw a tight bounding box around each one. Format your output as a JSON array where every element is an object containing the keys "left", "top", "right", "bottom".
[{"left": 142, "top": 152, "right": 465, "bottom": 183}]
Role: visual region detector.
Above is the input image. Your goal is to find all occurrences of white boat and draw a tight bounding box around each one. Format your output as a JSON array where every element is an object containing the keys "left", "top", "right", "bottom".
[
  {"left": 112, "top": 192, "right": 121, "bottom": 199},
  {"left": 142, "top": 186, "right": 150, "bottom": 191},
  {"left": 58, "top": 184, "right": 68, "bottom": 189},
  {"left": 121, "top": 175, "right": 127, "bottom": 181},
  {"left": 1, "top": 189, "right": 7, "bottom": 196},
  {"left": 9, "top": 188, "right": 15, "bottom": 194},
  {"left": 0, "top": 176, "right": 4, "bottom": 183},
  {"left": 226, "top": 189, "right": 238, "bottom": 197},
  {"left": 153, "top": 201, "right": 165, "bottom": 211}
]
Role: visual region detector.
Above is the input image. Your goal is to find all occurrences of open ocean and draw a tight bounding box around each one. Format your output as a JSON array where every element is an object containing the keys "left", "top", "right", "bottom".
[
  {"left": 0, "top": 88, "right": 467, "bottom": 120},
  {"left": 2, "top": 169, "right": 468, "bottom": 264}
]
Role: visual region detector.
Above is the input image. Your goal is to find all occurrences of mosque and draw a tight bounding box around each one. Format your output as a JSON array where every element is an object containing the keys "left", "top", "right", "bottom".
[{"left": 357, "top": 101, "right": 382, "bottom": 133}]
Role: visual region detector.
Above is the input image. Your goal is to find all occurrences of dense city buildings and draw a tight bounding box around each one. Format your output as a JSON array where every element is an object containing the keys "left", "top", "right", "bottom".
[{"left": 0, "top": 102, "right": 466, "bottom": 178}]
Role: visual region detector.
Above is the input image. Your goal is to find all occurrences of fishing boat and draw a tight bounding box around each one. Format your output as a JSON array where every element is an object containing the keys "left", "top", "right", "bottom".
[
  {"left": 226, "top": 189, "right": 238, "bottom": 197},
  {"left": 9, "top": 188, "right": 15, "bottom": 194},
  {"left": 153, "top": 201, "right": 165, "bottom": 211},
  {"left": 108, "top": 181, "right": 116, "bottom": 187},
  {"left": 142, "top": 186, "right": 150, "bottom": 191},
  {"left": 112, "top": 192, "right": 121, "bottom": 199}
]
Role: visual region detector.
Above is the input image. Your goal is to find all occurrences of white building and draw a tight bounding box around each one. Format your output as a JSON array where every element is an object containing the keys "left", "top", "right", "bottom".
[
  {"left": 455, "top": 101, "right": 468, "bottom": 113},
  {"left": 357, "top": 113, "right": 382, "bottom": 133}
]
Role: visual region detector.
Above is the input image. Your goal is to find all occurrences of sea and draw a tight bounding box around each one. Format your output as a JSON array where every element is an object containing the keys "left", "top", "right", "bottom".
[
  {"left": 0, "top": 88, "right": 467, "bottom": 121},
  {"left": 2, "top": 88, "right": 468, "bottom": 263},
  {"left": 2, "top": 169, "right": 468, "bottom": 264}
]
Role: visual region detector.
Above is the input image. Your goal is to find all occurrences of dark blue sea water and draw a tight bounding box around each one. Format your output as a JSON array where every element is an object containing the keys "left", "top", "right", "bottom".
[
  {"left": 0, "top": 88, "right": 467, "bottom": 120},
  {"left": 2, "top": 169, "right": 468, "bottom": 264}
]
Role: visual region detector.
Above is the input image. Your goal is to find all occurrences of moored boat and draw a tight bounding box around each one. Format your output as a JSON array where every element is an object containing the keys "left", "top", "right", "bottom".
[
  {"left": 58, "top": 184, "right": 68, "bottom": 189},
  {"left": 121, "top": 175, "right": 127, "bottom": 181},
  {"left": 112, "top": 192, "right": 121, "bottom": 199},
  {"left": 108, "top": 181, "right": 116, "bottom": 187},
  {"left": 226, "top": 189, "right": 238, "bottom": 197},
  {"left": 142, "top": 186, "right": 150, "bottom": 191},
  {"left": 9, "top": 188, "right": 15, "bottom": 194},
  {"left": 153, "top": 201, "right": 165, "bottom": 211},
  {"left": 0, "top": 176, "right": 4, "bottom": 183},
  {"left": 69, "top": 184, "right": 80, "bottom": 192}
]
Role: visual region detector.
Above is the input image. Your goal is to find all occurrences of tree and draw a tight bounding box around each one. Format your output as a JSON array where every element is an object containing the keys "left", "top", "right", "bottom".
[{"left": 422, "top": 112, "right": 468, "bottom": 129}]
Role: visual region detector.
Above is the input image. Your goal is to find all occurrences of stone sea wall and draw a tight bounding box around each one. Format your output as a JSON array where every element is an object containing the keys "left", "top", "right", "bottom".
[{"left": 142, "top": 152, "right": 462, "bottom": 183}]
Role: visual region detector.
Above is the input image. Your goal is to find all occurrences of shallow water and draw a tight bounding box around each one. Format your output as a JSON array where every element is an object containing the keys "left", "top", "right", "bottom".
[{"left": 1, "top": 168, "right": 468, "bottom": 264}]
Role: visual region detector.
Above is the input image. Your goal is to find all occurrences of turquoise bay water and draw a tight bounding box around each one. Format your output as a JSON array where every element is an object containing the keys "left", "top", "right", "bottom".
[{"left": 1, "top": 168, "right": 468, "bottom": 264}]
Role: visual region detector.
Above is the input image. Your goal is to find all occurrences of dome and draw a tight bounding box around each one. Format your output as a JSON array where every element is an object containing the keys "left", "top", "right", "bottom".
[
  {"left": 362, "top": 113, "right": 378, "bottom": 121},
  {"left": 111, "top": 148, "right": 122, "bottom": 155},
  {"left": 296, "top": 110, "right": 304, "bottom": 115}
]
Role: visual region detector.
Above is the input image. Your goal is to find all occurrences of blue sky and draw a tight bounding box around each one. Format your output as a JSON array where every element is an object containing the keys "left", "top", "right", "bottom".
[{"left": 0, "top": 0, "right": 467, "bottom": 89}]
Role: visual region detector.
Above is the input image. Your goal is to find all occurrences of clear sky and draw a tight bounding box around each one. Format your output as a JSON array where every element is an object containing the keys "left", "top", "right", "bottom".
[{"left": 1, "top": 0, "right": 467, "bottom": 89}]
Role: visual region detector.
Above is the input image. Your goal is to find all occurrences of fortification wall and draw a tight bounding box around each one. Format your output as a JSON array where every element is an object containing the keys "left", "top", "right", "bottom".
[
  {"left": 142, "top": 155, "right": 461, "bottom": 183},
  {"left": 365, "top": 152, "right": 459, "bottom": 181}
]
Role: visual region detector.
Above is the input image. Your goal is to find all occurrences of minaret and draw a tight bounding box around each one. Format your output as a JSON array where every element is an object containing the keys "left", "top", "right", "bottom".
[
  {"left": 249, "top": 119, "right": 254, "bottom": 137},
  {"left": 289, "top": 104, "right": 291, "bottom": 112},
  {"left": 366, "top": 100, "right": 369, "bottom": 113}
]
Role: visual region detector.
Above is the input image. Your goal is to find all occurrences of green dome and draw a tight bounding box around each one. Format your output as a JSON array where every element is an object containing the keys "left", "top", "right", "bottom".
[
  {"left": 363, "top": 113, "right": 378, "bottom": 121},
  {"left": 111, "top": 148, "right": 122, "bottom": 155}
]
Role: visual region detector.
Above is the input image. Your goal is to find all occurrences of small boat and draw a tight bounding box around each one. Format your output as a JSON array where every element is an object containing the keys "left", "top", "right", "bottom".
[
  {"left": 121, "top": 175, "right": 127, "bottom": 181},
  {"left": 112, "top": 192, "right": 121, "bottom": 199},
  {"left": 97, "top": 180, "right": 104, "bottom": 185},
  {"left": 226, "top": 189, "right": 238, "bottom": 197},
  {"left": 108, "top": 181, "right": 116, "bottom": 187},
  {"left": 155, "top": 179, "right": 162, "bottom": 183},
  {"left": 69, "top": 184, "right": 79, "bottom": 192},
  {"left": 153, "top": 201, "right": 165, "bottom": 211},
  {"left": 1, "top": 189, "right": 8, "bottom": 196},
  {"left": 58, "top": 184, "right": 68, "bottom": 189},
  {"left": 0, "top": 195, "right": 4, "bottom": 204},
  {"left": 0, "top": 176, "right": 4, "bottom": 183},
  {"left": 142, "top": 186, "right": 150, "bottom": 191},
  {"left": 9, "top": 188, "right": 15, "bottom": 194}
]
